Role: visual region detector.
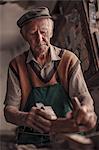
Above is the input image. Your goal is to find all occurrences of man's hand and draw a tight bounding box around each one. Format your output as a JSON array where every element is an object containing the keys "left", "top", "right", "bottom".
[
  {"left": 25, "top": 106, "right": 56, "bottom": 133},
  {"left": 4, "top": 105, "right": 56, "bottom": 133},
  {"left": 72, "top": 97, "right": 97, "bottom": 131}
]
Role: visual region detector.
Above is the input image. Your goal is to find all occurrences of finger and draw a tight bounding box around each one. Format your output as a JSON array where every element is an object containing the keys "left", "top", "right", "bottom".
[
  {"left": 34, "top": 115, "right": 51, "bottom": 133},
  {"left": 26, "top": 114, "right": 45, "bottom": 133},
  {"left": 25, "top": 111, "right": 35, "bottom": 125},
  {"left": 25, "top": 108, "right": 50, "bottom": 133},
  {"left": 35, "top": 122, "right": 51, "bottom": 133},
  {"left": 76, "top": 105, "right": 92, "bottom": 124},
  {"left": 35, "top": 115, "right": 51, "bottom": 126},
  {"left": 76, "top": 110, "right": 95, "bottom": 128},
  {"left": 76, "top": 112, "right": 89, "bottom": 125},
  {"left": 30, "top": 106, "right": 37, "bottom": 113},
  {"left": 28, "top": 109, "right": 52, "bottom": 133},
  {"left": 83, "top": 113, "right": 97, "bottom": 129},
  {"left": 75, "top": 106, "right": 89, "bottom": 125},
  {"left": 30, "top": 122, "right": 44, "bottom": 133},
  {"left": 72, "top": 97, "right": 81, "bottom": 112},
  {"left": 72, "top": 97, "right": 82, "bottom": 122},
  {"left": 36, "top": 108, "right": 52, "bottom": 120}
]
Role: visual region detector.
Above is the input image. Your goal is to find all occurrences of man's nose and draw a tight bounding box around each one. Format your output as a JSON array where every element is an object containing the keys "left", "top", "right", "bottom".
[{"left": 36, "top": 30, "right": 43, "bottom": 43}]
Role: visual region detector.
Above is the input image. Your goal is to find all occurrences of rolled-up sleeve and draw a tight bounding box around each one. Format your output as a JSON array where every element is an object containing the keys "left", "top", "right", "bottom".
[
  {"left": 4, "top": 68, "right": 21, "bottom": 109},
  {"left": 69, "top": 62, "right": 94, "bottom": 110}
]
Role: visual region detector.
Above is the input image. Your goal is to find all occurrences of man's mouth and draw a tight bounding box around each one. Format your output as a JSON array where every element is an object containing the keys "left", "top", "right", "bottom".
[{"left": 36, "top": 43, "right": 47, "bottom": 49}]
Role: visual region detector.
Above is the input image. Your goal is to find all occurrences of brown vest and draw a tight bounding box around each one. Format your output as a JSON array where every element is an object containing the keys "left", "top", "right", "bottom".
[{"left": 9, "top": 48, "right": 79, "bottom": 110}]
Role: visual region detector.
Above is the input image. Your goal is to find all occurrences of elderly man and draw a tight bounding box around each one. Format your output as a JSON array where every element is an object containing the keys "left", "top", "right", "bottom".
[{"left": 4, "top": 7, "right": 97, "bottom": 149}]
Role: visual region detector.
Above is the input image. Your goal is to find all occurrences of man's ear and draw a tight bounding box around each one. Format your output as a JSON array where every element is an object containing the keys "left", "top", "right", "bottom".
[
  {"left": 20, "top": 29, "right": 27, "bottom": 41},
  {"left": 50, "top": 31, "right": 53, "bottom": 38},
  {"left": 49, "top": 19, "right": 54, "bottom": 38}
]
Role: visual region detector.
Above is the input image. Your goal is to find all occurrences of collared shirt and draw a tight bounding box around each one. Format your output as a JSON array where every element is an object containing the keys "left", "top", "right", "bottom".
[
  {"left": 4, "top": 45, "right": 94, "bottom": 109},
  {"left": 26, "top": 45, "right": 61, "bottom": 79}
]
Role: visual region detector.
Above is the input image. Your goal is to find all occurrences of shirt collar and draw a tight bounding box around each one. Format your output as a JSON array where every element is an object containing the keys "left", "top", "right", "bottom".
[{"left": 26, "top": 44, "right": 61, "bottom": 64}]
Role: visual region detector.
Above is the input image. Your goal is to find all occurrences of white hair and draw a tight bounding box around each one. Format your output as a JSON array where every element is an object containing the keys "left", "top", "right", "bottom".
[{"left": 47, "top": 18, "right": 54, "bottom": 38}]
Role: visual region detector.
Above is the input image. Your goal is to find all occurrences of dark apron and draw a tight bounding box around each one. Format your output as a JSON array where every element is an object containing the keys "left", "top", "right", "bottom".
[{"left": 17, "top": 83, "right": 72, "bottom": 147}]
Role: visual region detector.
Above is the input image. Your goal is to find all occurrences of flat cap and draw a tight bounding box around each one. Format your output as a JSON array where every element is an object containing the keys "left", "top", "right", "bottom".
[{"left": 17, "top": 7, "right": 52, "bottom": 28}]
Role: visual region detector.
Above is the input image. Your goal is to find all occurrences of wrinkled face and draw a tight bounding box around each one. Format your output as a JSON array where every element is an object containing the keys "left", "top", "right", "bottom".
[{"left": 21, "top": 18, "right": 53, "bottom": 56}]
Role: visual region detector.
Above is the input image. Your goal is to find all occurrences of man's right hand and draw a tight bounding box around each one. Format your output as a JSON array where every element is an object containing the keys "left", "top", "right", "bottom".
[
  {"left": 25, "top": 106, "right": 53, "bottom": 133},
  {"left": 4, "top": 105, "right": 56, "bottom": 133}
]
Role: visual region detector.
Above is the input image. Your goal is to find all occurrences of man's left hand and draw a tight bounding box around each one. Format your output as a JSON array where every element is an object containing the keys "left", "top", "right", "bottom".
[{"left": 72, "top": 97, "right": 97, "bottom": 131}]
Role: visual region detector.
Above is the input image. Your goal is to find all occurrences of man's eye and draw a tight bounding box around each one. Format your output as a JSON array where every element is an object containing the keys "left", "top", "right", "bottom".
[
  {"left": 29, "top": 33, "right": 36, "bottom": 37},
  {"left": 28, "top": 30, "right": 35, "bottom": 35},
  {"left": 41, "top": 31, "right": 47, "bottom": 35},
  {"left": 31, "top": 32, "right": 35, "bottom": 35}
]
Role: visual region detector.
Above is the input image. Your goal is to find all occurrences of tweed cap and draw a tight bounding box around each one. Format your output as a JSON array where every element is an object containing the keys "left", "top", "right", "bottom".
[{"left": 17, "top": 7, "right": 52, "bottom": 28}]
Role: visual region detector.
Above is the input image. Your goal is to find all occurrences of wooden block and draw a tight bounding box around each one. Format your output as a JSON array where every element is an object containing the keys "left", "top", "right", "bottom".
[{"left": 51, "top": 133, "right": 93, "bottom": 150}]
